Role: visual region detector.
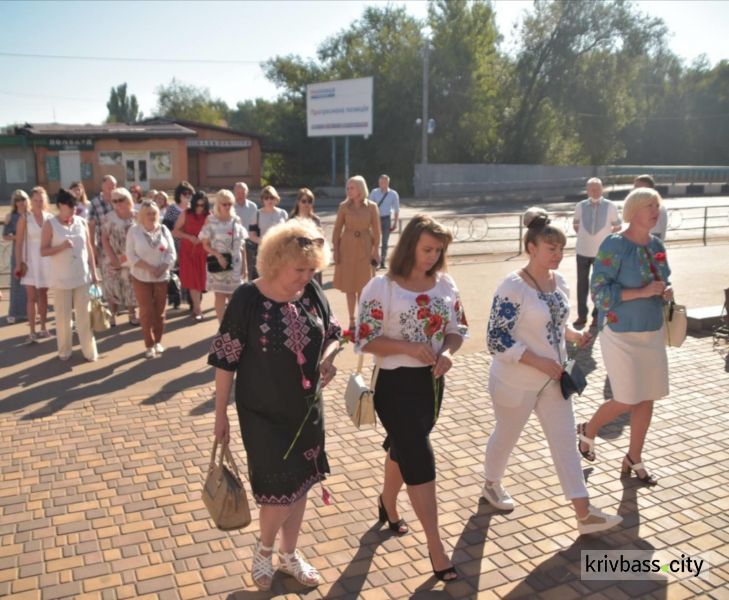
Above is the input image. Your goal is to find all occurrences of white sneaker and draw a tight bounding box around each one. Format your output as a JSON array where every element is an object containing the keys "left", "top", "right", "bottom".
[
  {"left": 481, "top": 481, "right": 515, "bottom": 510},
  {"left": 577, "top": 506, "right": 623, "bottom": 535},
  {"left": 153, "top": 343, "right": 165, "bottom": 354},
  {"left": 144, "top": 347, "right": 156, "bottom": 359}
]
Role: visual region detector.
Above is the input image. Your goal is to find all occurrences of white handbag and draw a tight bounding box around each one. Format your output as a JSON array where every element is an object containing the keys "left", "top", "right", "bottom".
[
  {"left": 344, "top": 354, "right": 378, "bottom": 428},
  {"left": 664, "top": 301, "right": 687, "bottom": 347},
  {"left": 343, "top": 275, "right": 393, "bottom": 428}
]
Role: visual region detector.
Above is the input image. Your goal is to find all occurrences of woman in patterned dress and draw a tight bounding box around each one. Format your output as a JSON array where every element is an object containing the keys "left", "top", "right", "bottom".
[
  {"left": 356, "top": 215, "right": 468, "bottom": 582},
  {"left": 484, "top": 207, "right": 621, "bottom": 536},
  {"left": 199, "top": 189, "right": 247, "bottom": 323},
  {"left": 101, "top": 188, "right": 138, "bottom": 325},
  {"left": 210, "top": 219, "right": 341, "bottom": 591},
  {"left": 3, "top": 190, "right": 29, "bottom": 324}
]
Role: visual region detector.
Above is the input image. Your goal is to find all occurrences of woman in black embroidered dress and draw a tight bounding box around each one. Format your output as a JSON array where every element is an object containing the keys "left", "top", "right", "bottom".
[{"left": 209, "top": 219, "right": 341, "bottom": 591}]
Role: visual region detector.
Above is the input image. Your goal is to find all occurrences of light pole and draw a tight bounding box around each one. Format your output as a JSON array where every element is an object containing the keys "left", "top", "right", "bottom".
[{"left": 421, "top": 40, "right": 430, "bottom": 165}]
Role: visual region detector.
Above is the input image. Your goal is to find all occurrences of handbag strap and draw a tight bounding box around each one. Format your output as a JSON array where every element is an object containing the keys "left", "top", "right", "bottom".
[
  {"left": 521, "top": 268, "right": 563, "bottom": 363},
  {"left": 210, "top": 438, "right": 241, "bottom": 478}
]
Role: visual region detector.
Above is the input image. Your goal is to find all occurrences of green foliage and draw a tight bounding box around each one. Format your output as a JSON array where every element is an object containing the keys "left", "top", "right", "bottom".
[
  {"left": 106, "top": 83, "right": 141, "bottom": 123},
  {"left": 155, "top": 79, "right": 228, "bottom": 125}
]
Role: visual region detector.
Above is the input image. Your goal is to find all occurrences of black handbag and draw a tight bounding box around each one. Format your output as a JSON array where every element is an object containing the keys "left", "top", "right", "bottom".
[
  {"left": 522, "top": 268, "right": 589, "bottom": 400},
  {"left": 207, "top": 253, "right": 233, "bottom": 273},
  {"left": 560, "top": 359, "right": 587, "bottom": 399}
]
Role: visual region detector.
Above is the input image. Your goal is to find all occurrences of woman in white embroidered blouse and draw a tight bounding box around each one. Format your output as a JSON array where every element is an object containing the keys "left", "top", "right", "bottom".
[
  {"left": 357, "top": 215, "right": 468, "bottom": 582},
  {"left": 126, "top": 201, "right": 177, "bottom": 358},
  {"left": 484, "top": 207, "right": 621, "bottom": 536}
]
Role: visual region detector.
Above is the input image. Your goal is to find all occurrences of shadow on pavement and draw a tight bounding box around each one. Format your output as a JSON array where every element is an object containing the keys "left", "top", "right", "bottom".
[
  {"left": 326, "top": 523, "right": 399, "bottom": 598},
  {"left": 503, "top": 479, "right": 667, "bottom": 599}
]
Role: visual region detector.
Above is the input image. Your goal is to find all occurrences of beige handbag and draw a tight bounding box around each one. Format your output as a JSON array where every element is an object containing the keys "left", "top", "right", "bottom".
[
  {"left": 202, "top": 438, "right": 251, "bottom": 531},
  {"left": 664, "top": 301, "right": 687, "bottom": 347},
  {"left": 345, "top": 354, "right": 379, "bottom": 428},
  {"left": 89, "top": 297, "right": 111, "bottom": 332}
]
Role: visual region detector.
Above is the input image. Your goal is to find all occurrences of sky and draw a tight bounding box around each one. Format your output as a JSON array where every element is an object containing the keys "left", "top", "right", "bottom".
[{"left": 0, "top": 0, "right": 727, "bottom": 126}]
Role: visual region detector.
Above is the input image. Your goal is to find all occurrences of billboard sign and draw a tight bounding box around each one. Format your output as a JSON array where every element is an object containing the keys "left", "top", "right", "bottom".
[{"left": 306, "top": 77, "right": 373, "bottom": 137}]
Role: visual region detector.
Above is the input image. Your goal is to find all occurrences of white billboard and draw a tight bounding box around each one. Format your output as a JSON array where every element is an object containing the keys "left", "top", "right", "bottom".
[{"left": 306, "top": 77, "right": 373, "bottom": 137}]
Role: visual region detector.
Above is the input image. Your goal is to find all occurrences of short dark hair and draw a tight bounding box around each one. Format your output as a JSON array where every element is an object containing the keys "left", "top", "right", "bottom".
[
  {"left": 187, "top": 190, "right": 210, "bottom": 215},
  {"left": 56, "top": 188, "right": 77, "bottom": 209},
  {"left": 174, "top": 180, "right": 195, "bottom": 204},
  {"left": 633, "top": 174, "right": 655, "bottom": 189},
  {"left": 389, "top": 214, "right": 452, "bottom": 278}
]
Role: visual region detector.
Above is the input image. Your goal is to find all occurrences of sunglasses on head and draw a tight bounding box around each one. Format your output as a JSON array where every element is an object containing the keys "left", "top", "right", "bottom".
[{"left": 289, "top": 236, "right": 325, "bottom": 248}]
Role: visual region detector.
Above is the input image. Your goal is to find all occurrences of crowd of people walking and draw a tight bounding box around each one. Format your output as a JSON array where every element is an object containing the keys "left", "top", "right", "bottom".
[{"left": 3, "top": 173, "right": 673, "bottom": 589}]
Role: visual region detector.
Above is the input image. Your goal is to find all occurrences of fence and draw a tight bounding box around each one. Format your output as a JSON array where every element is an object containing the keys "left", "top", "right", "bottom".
[{"left": 2, "top": 205, "right": 728, "bottom": 288}]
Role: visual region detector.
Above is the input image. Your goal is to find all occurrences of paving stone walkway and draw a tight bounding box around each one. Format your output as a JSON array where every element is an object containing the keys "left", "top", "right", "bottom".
[{"left": 1, "top": 331, "right": 728, "bottom": 599}]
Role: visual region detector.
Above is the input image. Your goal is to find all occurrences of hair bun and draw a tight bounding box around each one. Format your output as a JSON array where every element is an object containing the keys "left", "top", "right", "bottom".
[{"left": 526, "top": 214, "right": 551, "bottom": 231}]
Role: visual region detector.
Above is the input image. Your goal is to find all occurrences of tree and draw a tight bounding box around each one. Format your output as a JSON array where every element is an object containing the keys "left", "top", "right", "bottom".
[
  {"left": 106, "top": 83, "right": 141, "bottom": 123},
  {"left": 155, "top": 79, "right": 228, "bottom": 125}
]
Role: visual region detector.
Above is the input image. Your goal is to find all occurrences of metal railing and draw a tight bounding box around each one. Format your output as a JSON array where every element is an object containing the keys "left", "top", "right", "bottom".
[{"left": 3, "top": 206, "right": 728, "bottom": 287}]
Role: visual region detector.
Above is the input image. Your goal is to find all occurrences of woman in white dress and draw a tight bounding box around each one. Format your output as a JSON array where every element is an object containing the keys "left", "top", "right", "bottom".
[
  {"left": 40, "top": 188, "right": 98, "bottom": 361},
  {"left": 15, "top": 186, "right": 53, "bottom": 342},
  {"left": 200, "top": 189, "right": 247, "bottom": 323}
]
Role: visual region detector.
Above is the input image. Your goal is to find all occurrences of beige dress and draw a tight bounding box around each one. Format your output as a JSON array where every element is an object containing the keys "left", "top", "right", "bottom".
[{"left": 332, "top": 200, "right": 380, "bottom": 294}]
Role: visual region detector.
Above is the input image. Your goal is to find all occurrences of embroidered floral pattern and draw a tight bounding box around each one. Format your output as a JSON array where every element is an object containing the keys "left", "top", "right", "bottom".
[
  {"left": 356, "top": 299, "right": 384, "bottom": 346},
  {"left": 487, "top": 295, "right": 520, "bottom": 354},
  {"left": 210, "top": 332, "right": 243, "bottom": 365},
  {"left": 538, "top": 290, "right": 569, "bottom": 350},
  {"left": 254, "top": 472, "right": 324, "bottom": 506}
]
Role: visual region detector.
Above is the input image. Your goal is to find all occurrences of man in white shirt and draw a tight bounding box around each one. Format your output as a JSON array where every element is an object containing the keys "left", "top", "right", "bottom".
[
  {"left": 368, "top": 174, "right": 400, "bottom": 269},
  {"left": 233, "top": 182, "right": 258, "bottom": 281},
  {"left": 572, "top": 177, "right": 622, "bottom": 329},
  {"left": 633, "top": 174, "right": 668, "bottom": 240}
]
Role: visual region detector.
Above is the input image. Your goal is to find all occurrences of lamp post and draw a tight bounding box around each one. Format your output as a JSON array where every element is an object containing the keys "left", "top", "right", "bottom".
[{"left": 421, "top": 39, "right": 430, "bottom": 165}]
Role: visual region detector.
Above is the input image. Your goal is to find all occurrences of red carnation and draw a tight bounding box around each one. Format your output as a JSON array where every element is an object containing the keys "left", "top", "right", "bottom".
[
  {"left": 417, "top": 307, "right": 430, "bottom": 319},
  {"left": 358, "top": 322, "right": 372, "bottom": 339},
  {"left": 415, "top": 294, "right": 430, "bottom": 307},
  {"left": 370, "top": 308, "right": 384, "bottom": 320},
  {"left": 341, "top": 329, "right": 356, "bottom": 344},
  {"left": 425, "top": 314, "right": 443, "bottom": 337}
]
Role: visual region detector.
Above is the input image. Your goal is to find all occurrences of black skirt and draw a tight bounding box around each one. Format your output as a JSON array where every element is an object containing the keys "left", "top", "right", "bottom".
[{"left": 374, "top": 366, "right": 444, "bottom": 485}]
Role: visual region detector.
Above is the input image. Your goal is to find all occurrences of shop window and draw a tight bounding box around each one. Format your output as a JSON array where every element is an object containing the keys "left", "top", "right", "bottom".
[{"left": 5, "top": 158, "right": 27, "bottom": 184}]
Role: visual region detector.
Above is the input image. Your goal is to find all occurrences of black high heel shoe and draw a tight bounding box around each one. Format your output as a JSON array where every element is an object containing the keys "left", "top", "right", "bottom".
[
  {"left": 428, "top": 553, "right": 458, "bottom": 582},
  {"left": 377, "top": 495, "right": 408, "bottom": 535}
]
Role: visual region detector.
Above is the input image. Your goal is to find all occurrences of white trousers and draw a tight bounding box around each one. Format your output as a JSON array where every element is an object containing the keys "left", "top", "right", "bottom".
[
  {"left": 484, "top": 376, "right": 588, "bottom": 500},
  {"left": 54, "top": 285, "right": 97, "bottom": 361}
]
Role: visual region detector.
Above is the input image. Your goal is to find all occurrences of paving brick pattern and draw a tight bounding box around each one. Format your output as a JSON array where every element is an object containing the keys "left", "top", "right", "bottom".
[{"left": 1, "top": 336, "right": 728, "bottom": 599}]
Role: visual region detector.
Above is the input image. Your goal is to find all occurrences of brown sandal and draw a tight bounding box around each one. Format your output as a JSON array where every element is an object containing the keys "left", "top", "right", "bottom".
[
  {"left": 621, "top": 455, "right": 658, "bottom": 486},
  {"left": 577, "top": 423, "right": 596, "bottom": 462}
]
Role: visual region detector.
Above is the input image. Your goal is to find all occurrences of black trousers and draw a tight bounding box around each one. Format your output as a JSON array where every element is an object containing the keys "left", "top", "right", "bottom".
[
  {"left": 374, "top": 366, "right": 444, "bottom": 485},
  {"left": 576, "top": 254, "right": 598, "bottom": 322}
]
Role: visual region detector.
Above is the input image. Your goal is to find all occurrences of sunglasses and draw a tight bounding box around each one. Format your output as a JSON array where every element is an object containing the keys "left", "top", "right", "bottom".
[
  {"left": 298, "top": 198, "right": 313, "bottom": 204},
  {"left": 219, "top": 203, "right": 233, "bottom": 208},
  {"left": 289, "top": 236, "right": 325, "bottom": 248},
  {"left": 262, "top": 195, "right": 276, "bottom": 201}
]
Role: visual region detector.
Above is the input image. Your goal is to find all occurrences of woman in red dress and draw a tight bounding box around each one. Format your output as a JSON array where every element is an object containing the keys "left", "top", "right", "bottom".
[{"left": 173, "top": 190, "right": 209, "bottom": 320}]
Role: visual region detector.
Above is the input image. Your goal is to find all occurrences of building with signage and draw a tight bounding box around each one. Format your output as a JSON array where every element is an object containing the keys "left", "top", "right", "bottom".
[
  {"left": 142, "top": 118, "right": 262, "bottom": 191},
  {"left": 14, "top": 122, "right": 194, "bottom": 197},
  {"left": 0, "top": 135, "right": 36, "bottom": 201}
]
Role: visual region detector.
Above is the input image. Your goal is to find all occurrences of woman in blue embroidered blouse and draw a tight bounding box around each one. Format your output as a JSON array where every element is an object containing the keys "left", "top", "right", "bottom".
[
  {"left": 484, "top": 208, "right": 622, "bottom": 536},
  {"left": 209, "top": 219, "right": 341, "bottom": 591},
  {"left": 577, "top": 188, "right": 672, "bottom": 486},
  {"left": 357, "top": 215, "right": 468, "bottom": 582}
]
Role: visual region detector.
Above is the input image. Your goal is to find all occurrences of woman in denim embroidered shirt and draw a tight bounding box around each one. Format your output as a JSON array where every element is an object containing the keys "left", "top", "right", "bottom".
[{"left": 578, "top": 188, "right": 673, "bottom": 486}]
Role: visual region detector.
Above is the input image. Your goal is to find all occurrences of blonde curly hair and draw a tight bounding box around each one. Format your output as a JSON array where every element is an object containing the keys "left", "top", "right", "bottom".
[{"left": 257, "top": 218, "right": 331, "bottom": 280}]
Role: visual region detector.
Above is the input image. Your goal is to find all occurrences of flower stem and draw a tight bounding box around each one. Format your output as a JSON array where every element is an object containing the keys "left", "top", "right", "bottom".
[
  {"left": 283, "top": 394, "right": 318, "bottom": 460},
  {"left": 432, "top": 374, "right": 440, "bottom": 425}
]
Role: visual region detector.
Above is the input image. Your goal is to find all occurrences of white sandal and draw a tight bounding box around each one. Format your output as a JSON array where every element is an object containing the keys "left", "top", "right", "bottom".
[
  {"left": 251, "top": 539, "right": 275, "bottom": 591},
  {"left": 278, "top": 549, "right": 321, "bottom": 587},
  {"left": 577, "top": 422, "right": 596, "bottom": 462}
]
